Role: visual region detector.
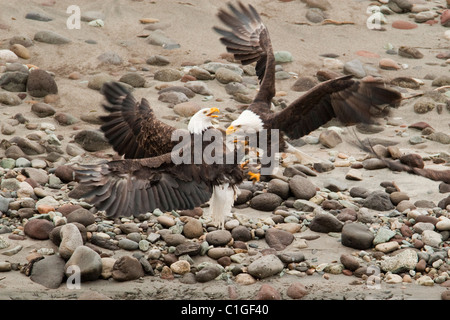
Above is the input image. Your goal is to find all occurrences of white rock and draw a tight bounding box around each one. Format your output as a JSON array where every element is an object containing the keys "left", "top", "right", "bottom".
[
  {"left": 416, "top": 275, "right": 434, "bottom": 286},
  {"left": 59, "top": 223, "right": 83, "bottom": 260},
  {"left": 323, "top": 58, "right": 344, "bottom": 69},
  {"left": 17, "top": 181, "right": 34, "bottom": 198},
  {"left": 0, "top": 50, "right": 19, "bottom": 62},
  {"left": 436, "top": 217, "right": 450, "bottom": 231},
  {"left": 101, "top": 257, "right": 116, "bottom": 279},
  {"left": 445, "top": 30, "right": 450, "bottom": 41},
  {"left": 421, "top": 230, "right": 442, "bottom": 247},
  {"left": 88, "top": 19, "right": 104, "bottom": 27},
  {"left": 375, "top": 241, "right": 399, "bottom": 253},
  {"left": 385, "top": 273, "right": 403, "bottom": 284}
]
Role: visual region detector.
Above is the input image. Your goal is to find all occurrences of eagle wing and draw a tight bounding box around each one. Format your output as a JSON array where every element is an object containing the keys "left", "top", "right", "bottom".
[
  {"left": 99, "top": 81, "right": 177, "bottom": 159},
  {"left": 268, "top": 76, "right": 402, "bottom": 139},
  {"left": 72, "top": 153, "right": 216, "bottom": 218},
  {"left": 213, "top": 1, "right": 275, "bottom": 109}
]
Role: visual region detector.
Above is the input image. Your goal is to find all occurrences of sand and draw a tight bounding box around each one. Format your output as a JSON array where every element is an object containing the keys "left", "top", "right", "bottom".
[{"left": 0, "top": 0, "right": 449, "bottom": 301}]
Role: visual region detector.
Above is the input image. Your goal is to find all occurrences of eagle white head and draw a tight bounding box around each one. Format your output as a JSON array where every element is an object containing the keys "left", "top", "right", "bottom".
[
  {"left": 188, "top": 107, "right": 220, "bottom": 134},
  {"left": 226, "top": 110, "right": 264, "bottom": 136}
]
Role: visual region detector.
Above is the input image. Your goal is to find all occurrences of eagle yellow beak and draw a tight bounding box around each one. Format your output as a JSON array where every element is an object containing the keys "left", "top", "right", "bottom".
[
  {"left": 226, "top": 125, "right": 236, "bottom": 135},
  {"left": 206, "top": 107, "right": 220, "bottom": 118}
]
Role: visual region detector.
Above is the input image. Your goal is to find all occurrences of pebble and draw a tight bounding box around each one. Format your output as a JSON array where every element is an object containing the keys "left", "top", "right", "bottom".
[
  {"left": 380, "top": 249, "right": 418, "bottom": 273},
  {"left": 175, "top": 242, "right": 201, "bottom": 256},
  {"left": 256, "top": 284, "right": 281, "bottom": 300},
  {"left": 118, "top": 238, "right": 140, "bottom": 251},
  {"left": 247, "top": 254, "right": 284, "bottom": 279},
  {"left": 30, "top": 255, "right": 65, "bottom": 289},
  {"left": 235, "top": 273, "right": 256, "bottom": 285},
  {"left": 25, "top": 12, "right": 53, "bottom": 22},
  {"left": 182, "top": 218, "right": 203, "bottom": 238},
  {"left": 205, "top": 230, "right": 232, "bottom": 246},
  {"left": 319, "top": 129, "right": 343, "bottom": 148},
  {"left": 0, "top": 49, "right": 18, "bottom": 62},
  {"left": 154, "top": 68, "right": 183, "bottom": 82},
  {"left": 379, "top": 58, "right": 401, "bottom": 70},
  {"left": 100, "top": 258, "right": 116, "bottom": 279},
  {"left": 119, "top": 72, "right": 145, "bottom": 88},
  {"left": 274, "top": 51, "right": 293, "bottom": 63},
  {"left": 341, "top": 223, "right": 374, "bottom": 249},
  {"left": 436, "top": 217, "right": 450, "bottom": 231},
  {"left": 289, "top": 175, "right": 317, "bottom": 200},
  {"left": 34, "top": 30, "right": 71, "bottom": 44},
  {"left": 87, "top": 73, "right": 114, "bottom": 90},
  {"left": 74, "top": 130, "right": 110, "bottom": 152},
  {"left": 363, "top": 191, "right": 395, "bottom": 211},
  {"left": 231, "top": 226, "right": 252, "bottom": 242},
  {"left": 0, "top": 262, "right": 12, "bottom": 272},
  {"left": 97, "top": 51, "right": 122, "bottom": 65},
  {"left": 0, "top": 92, "right": 22, "bottom": 106},
  {"left": 112, "top": 255, "right": 144, "bottom": 281},
  {"left": 250, "top": 193, "right": 283, "bottom": 211},
  {"left": 343, "top": 59, "right": 366, "bottom": 78},
  {"left": 24, "top": 219, "right": 54, "bottom": 240},
  {"left": 26, "top": 69, "right": 58, "bottom": 97},
  {"left": 265, "top": 228, "right": 294, "bottom": 251},
  {"left": 170, "top": 260, "right": 191, "bottom": 275},
  {"left": 66, "top": 208, "right": 95, "bottom": 226},
  {"left": 147, "top": 55, "right": 170, "bottom": 66},
  {"left": 385, "top": 273, "right": 403, "bottom": 284},
  {"left": 207, "top": 247, "right": 235, "bottom": 259},
  {"left": 195, "top": 265, "right": 222, "bottom": 282},
  {"left": 398, "top": 46, "right": 423, "bottom": 59},
  {"left": 59, "top": 223, "right": 83, "bottom": 260},
  {"left": 9, "top": 35, "right": 34, "bottom": 47},
  {"left": 184, "top": 81, "right": 213, "bottom": 95},
  {"left": 309, "top": 212, "right": 344, "bottom": 233},
  {"left": 340, "top": 254, "right": 360, "bottom": 271},
  {"left": 10, "top": 44, "right": 30, "bottom": 59},
  {"left": 416, "top": 275, "right": 434, "bottom": 286},
  {"left": 375, "top": 241, "right": 399, "bottom": 253},
  {"left": 65, "top": 245, "right": 102, "bottom": 282},
  {"left": 373, "top": 227, "right": 396, "bottom": 245},
  {"left": 421, "top": 230, "right": 442, "bottom": 247}
]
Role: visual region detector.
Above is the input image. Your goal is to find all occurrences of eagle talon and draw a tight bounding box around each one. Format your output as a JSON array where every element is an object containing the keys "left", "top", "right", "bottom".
[
  {"left": 248, "top": 171, "right": 260, "bottom": 183},
  {"left": 240, "top": 160, "right": 250, "bottom": 169}
]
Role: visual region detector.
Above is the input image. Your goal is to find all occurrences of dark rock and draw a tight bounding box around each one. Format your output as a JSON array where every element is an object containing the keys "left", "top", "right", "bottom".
[
  {"left": 34, "top": 30, "right": 70, "bottom": 44},
  {"left": 267, "top": 179, "right": 290, "bottom": 199},
  {"left": 250, "top": 193, "right": 283, "bottom": 211},
  {"left": 256, "top": 284, "right": 281, "bottom": 300},
  {"left": 174, "top": 242, "right": 201, "bottom": 256},
  {"left": 309, "top": 212, "right": 344, "bottom": 233},
  {"left": 286, "top": 282, "right": 308, "bottom": 299},
  {"left": 66, "top": 208, "right": 95, "bottom": 227},
  {"left": 54, "top": 165, "right": 76, "bottom": 183},
  {"left": 195, "top": 265, "right": 221, "bottom": 283},
  {"left": 341, "top": 223, "right": 374, "bottom": 249},
  {"left": 205, "top": 230, "right": 232, "bottom": 246},
  {"left": 26, "top": 69, "right": 58, "bottom": 97},
  {"left": 74, "top": 129, "right": 110, "bottom": 152},
  {"left": 291, "top": 76, "right": 319, "bottom": 91},
  {"left": 31, "top": 102, "right": 56, "bottom": 117},
  {"left": 112, "top": 256, "right": 144, "bottom": 281},
  {"left": 0, "top": 71, "right": 28, "bottom": 92},
  {"left": 289, "top": 175, "right": 317, "bottom": 200},
  {"left": 65, "top": 245, "right": 102, "bottom": 282},
  {"left": 24, "top": 219, "right": 54, "bottom": 240},
  {"left": 30, "top": 255, "right": 65, "bottom": 289},
  {"left": 231, "top": 225, "right": 252, "bottom": 242},
  {"left": 235, "top": 189, "right": 253, "bottom": 205},
  {"left": 119, "top": 72, "right": 145, "bottom": 88},
  {"left": 400, "top": 153, "right": 424, "bottom": 168},
  {"left": 363, "top": 191, "right": 395, "bottom": 211},
  {"left": 265, "top": 228, "right": 294, "bottom": 250},
  {"left": 277, "top": 252, "right": 305, "bottom": 264},
  {"left": 340, "top": 254, "right": 360, "bottom": 271},
  {"left": 319, "top": 129, "right": 342, "bottom": 148}
]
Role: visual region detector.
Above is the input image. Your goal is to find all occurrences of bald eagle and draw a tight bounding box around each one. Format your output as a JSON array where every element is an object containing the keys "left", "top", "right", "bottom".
[
  {"left": 216, "top": 2, "right": 402, "bottom": 175},
  {"left": 72, "top": 82, "right": 245, "bottom": 227}
]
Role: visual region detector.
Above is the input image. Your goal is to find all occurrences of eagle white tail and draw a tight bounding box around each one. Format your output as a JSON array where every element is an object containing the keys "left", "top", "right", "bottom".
[{"left": 208, "top": 183, "right": 237, "bottom": 229}]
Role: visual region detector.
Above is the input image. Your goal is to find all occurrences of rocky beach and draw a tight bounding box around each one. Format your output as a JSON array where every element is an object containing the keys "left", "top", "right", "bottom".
[{"left": 0, "top": 0, "right": 449, "bottom": 302}]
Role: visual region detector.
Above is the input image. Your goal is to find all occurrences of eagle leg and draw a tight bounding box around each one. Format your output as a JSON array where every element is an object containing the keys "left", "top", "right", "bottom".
[{"left": 248, "top": 171, "right": 261, "bottom": 183}]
